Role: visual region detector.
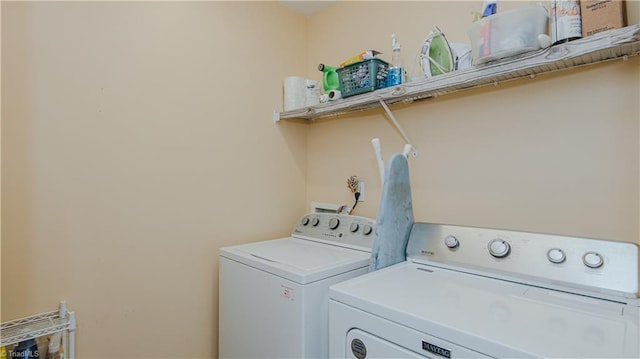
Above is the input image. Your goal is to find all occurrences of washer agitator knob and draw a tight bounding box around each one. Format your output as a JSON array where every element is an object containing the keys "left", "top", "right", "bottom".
[
  {"left": 350, "top": 223, "right": 359, "bottom": 232},
  {"left": 363, "top": 224, "right": 373, "bottom": 235},
  {"left": 488, "top": 239, "right": 511, "bottom": 258},
  {"left": 444, "top": 235, "right": 459, "bottom": 249},
  {"left": 547, "top": 248, "right": 566, "bottom": 264},
  {"left": 329, "top": 218, "right": 340, "bottom": 230},
  {"left": 301, "top": 217, "right": 310, "bottom": 226},
  {"left": 583, "top": 252, "right": 604, "bottom": 268},
  {"left": 311, "top": 218, "right": 320, "bottom": 227}
]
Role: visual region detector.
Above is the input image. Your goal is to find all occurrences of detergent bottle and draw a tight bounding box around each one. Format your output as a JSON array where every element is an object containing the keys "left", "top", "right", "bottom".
[
  {"left": 47, "top": 333, "right": 62, "bottom": 359},
  {"left": 318, "top": 64, "right": 340, "bottom": 92},
  {"left": 550, "top": 0, "right": 582, "bottom": 44},
  {"left": 13, "top": 339, "right": 39, "bottom": 358}
]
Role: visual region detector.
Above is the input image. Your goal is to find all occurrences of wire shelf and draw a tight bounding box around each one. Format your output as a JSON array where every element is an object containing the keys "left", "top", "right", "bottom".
[
  {"left": 1, "top": 301, "right": 76, "bottom": 359},
  {"left": 277, "top": 24, "right": 640, "bottom": 121},
  {"left": 1, "top": 311, "right": 70, "bottom": 347}
]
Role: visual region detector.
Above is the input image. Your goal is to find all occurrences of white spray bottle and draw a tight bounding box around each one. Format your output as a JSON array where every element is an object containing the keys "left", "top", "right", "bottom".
[{"left": 387, "top": 34, "right": 405, "bottom": 86}]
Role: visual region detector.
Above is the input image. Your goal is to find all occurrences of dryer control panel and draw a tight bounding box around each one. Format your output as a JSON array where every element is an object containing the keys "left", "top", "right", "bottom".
[
  {"left": 406, "top": 222, "right": 639, "bottom": 301},
  {"left": 292, "top": 213, "right": 375, "bottom": 251}
]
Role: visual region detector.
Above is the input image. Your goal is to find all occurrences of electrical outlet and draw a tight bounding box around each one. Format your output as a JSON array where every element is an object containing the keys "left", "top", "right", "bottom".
[{"left": 358, "top": 182, "right": 365, "bottom": 202}]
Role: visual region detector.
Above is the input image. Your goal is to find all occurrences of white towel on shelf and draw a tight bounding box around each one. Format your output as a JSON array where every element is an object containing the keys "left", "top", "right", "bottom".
[{"left": 369, "top": 153, "right": 414, "bottom": 271}]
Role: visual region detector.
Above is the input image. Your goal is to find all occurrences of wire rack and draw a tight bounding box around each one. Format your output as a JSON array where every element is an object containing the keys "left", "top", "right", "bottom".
[
  {"left": 1, "top": 301, "right": 76, "bottom": 359},
  {"left": 278, "top": 24, "right": 640, "bottom": 121}
]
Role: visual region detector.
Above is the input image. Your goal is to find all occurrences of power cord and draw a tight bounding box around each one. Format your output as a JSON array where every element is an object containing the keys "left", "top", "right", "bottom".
[{"left": 347, "top": 176, "right": 360, "bottom": 215}]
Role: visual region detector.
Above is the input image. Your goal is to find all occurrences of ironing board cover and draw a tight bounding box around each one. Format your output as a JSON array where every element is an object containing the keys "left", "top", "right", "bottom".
[{"left": 369, "top": 153, "right": 414, "bottom": 271}]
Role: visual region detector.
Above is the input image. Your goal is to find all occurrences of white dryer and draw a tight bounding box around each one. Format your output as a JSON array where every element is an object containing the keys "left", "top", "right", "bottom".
[
  {"left": 219, "top": 213, "right": 375, "bottom": 359},
  {"left": 330, "top": 222, "right": 639, "bottom": 358}
]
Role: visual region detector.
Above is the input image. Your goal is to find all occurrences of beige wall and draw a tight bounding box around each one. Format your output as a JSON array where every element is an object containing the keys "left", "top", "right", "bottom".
[
  {"left": 2, "top": 1, "right": 639, "bottom": 358},
  {"left": 306, "top": 1, "right": 640, "bottom": 244},
  {"left": 2, "top": 1, "right": 308, "bottom": 357}
]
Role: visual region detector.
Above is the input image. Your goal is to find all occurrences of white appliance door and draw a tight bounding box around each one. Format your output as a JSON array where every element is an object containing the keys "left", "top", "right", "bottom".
[
  {"left": 330, "top": 300, "right": 492, "bottom": 359},
  {"left": 220, "top": 237, "right": 371, "bottom": 284},
  {"left": 219, "top": 256, "right": 304, "bottom": 359},
  {"left": 345, "top": 328, "right": 492, "bottom": 359},
  {"left": 346, "top": 329, "right": 425, "bottom": 358},
  {"left": 219, "top": 255, "right": 369, "bottom": 359}
]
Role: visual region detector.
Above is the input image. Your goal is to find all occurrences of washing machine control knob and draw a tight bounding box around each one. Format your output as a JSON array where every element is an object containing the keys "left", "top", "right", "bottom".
[
  {"left": 329, "top": 218, "right": 340, "bottom": 230},
  {"left": 311, "top": 217, "right": 320, "bottom": 227},
  {"left": 488, "top": 239, "right": 510, "bottom": 258},
  {"left": 363, "top": 224, "right": 373, "bottom": 236},
  {"left": 547, "top": 248, "right": 566, "bottom": 263},
  {"left": 444, "top": 235, "right": 459, "bottom": 249},
  {"left": 301, "top": 217, "right": 310, "bottom": 226},
  {"left": 583, "top": 252, "right": 604, "bottom": 268},
  {"left": 350, "top": 223, "right": 359, "bottom": 232}
]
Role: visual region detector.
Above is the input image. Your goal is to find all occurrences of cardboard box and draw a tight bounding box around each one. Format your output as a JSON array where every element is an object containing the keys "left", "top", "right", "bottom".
[{"left": 580, "top": 1, "right": 627, "bottom": 37}]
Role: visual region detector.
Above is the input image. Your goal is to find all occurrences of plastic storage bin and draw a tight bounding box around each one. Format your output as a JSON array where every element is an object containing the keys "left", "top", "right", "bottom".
[
  {"left": 468, "top": 6, "right": 548, "bottom": 65},
  {"left": 337, "top": 59, "right": 389, "bottom": 98}
]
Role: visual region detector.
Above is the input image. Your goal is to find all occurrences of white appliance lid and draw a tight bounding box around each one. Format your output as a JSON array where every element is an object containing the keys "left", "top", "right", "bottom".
[
  {"left": 330, "top": 262, "right": 639, "bottom": 358},
  {"left": 220, "top": 237, "right": 370, "bottom": 284}
]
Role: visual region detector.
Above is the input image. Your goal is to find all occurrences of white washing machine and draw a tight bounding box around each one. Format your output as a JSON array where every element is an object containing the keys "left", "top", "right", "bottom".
[
  {"left": 219, "top": 213, "right": 375, "bottom": 359},
  {"left": 330, "top": 222, "right": 639, "bottom": 358}
]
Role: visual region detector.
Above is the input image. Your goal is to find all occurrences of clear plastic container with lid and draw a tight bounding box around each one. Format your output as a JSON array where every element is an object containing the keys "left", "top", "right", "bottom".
[{"left": 467, "top": 5, "right": 548, "bottom": 65}]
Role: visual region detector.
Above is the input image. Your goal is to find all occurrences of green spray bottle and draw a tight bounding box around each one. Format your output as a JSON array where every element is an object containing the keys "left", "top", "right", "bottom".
[{"left": 318, "top": 64, "right": 340, "bottom": 92}]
